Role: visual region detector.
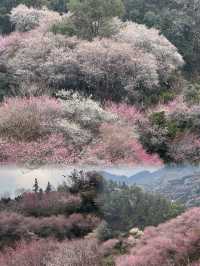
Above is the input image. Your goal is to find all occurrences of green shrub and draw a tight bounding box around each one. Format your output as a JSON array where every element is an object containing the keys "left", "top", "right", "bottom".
[{"left": 96, "top": 221, "right": 113, "bottom": 241}]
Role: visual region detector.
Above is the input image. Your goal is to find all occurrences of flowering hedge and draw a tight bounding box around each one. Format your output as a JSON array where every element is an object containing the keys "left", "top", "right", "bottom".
[
  {"left": 116, "top": 208, "right": 200, "bottom": 266},
  {"left": 0, "top": 211, "right": 100, "bottom": 248},
  {"left": 18, "top": 192, "right": 82, "bottom": 217},
  {"left": 0, "top": 95, "right": 163, "bottom": 166}
]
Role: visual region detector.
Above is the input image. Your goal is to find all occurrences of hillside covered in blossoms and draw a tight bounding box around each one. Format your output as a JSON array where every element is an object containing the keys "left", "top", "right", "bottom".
[
  {"left": 0, "top": 0, "right": 190, "bottom": 167},
  {"left": 1, "top": 0, "right": 200, "bottom": 265}
]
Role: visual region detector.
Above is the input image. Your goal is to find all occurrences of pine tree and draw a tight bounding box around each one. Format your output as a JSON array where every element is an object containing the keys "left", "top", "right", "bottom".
[
  {"left": 61, "top": 0, "right": 125, "bottom": 40},
  {"left": 33, "top": 178, "right": 39, "bottom": 193},
  {"left": 45, "top": 181, "right": 52, "bottom": 193}
]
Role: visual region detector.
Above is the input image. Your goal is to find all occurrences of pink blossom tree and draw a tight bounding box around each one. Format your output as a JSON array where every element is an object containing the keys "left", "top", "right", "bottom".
[
  {"left": 82, "top": 123, "right": 162, "bottom": 166},
  {"left": 116, "top": 208, "right": 200, "bottom": 266}
]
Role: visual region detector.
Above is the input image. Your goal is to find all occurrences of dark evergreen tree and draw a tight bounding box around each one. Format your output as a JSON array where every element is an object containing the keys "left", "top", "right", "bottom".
[
  {"left": 45, "top": 182, "right": 52, "bottom": 193},
  {"left": 33, "top": 178, "right": 39, "bottom": 193}
]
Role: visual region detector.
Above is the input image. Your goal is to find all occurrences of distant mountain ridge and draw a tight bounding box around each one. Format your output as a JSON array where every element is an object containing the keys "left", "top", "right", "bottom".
[
  {"left": 99, "top": 171, "right": 128, "bottom": 184},
  {"left": 155, "top": 173, "right": 200, "bottom": 207},
  {"left": 100, "top": 165, "right": 200, "bottom": 207},
  {"left": 99, "top": 170, "right": 153, "bottom": 185}
]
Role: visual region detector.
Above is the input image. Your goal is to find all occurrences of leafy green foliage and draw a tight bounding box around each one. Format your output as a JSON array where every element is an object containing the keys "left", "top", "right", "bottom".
[
  {"left": 56, "top": 0, "right": 124, "bottom": 40},
  {"left": 184, "top": 83, "right": 200, "bottom": 105},
  {"left": 46, "top": 0, "right": 68, "bottom": 13},
  {"left": 60, "top": 170, "right": 104, "bottom": 214},
  {"left": 101, "top": 181, "right": 184, "bottom": 234}
]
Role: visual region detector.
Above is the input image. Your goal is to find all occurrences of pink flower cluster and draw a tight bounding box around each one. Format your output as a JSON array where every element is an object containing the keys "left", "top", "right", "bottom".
[
  {"left": 0, "top": 96, "right": 62, "bottom": 122},
  {"left": 0, "top": 238, "right": 100, "bottom": 266},
  {"left": 169, "top": 133, "right": 200, "bottom": 163},
  {"left": 99, "top": 238, "right": 120, "bottom": 256},
  {"left": 0, "top": 96, "right": 164, "bottom": 167},
  {"left": 105, "top": 101, "right": 143, "bottom": 125},
  {"left": 0, "top": 134, "right": 77, "bottom": 165},
  {"left": 0, "top": 211, "right": 100, "bottom": 246},
  {"left": 0, "top": 96, "right": 63, "bottom": 141},
  {"left": 19, "top": 192, "right": 81, "bottom": 216},
  {"left": 116, "top": 208, "right": 200, "bottom": 266},
  {"left": 0, "top": 239, "right": 57, "bottom": 266},
  {"left": 0, "top": 33, "right": 23, "bottom": 53},
  {"left": 83, "top": 123, "right": 162, "bottom": 166}
]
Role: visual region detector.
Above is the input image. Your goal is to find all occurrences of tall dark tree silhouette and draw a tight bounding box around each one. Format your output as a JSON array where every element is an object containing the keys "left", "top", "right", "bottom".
[
  {"left": 45, "top": 182, "right": 52, "bottom": 193},
  {"left": 33, "top": 178, "right": 39, "bottom": 193}
]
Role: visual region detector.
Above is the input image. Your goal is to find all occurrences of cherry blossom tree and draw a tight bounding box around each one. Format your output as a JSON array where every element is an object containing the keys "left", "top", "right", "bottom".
[
  {"left": 0, "top": 12, "right": 184, "bottom": 105},
  {"left": 116, "top": 207, "right": 200, "bottom": 266},
  {"left": 10, "top": 4, "right": 61, "bottom": 32}
]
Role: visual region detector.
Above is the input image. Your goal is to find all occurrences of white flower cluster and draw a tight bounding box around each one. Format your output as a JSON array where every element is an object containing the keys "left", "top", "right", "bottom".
[
  {"left": 10, "top": 5, "right": 61, "bottom": 32},
  {"left": 2, "top": 6, "right": 185, "bottom": 103},
  {"left": 58, "top": 90, "right": 116, "bottom": 131},
  {"left": 116, "top": 22, "right": 184, "bottom": 81}
]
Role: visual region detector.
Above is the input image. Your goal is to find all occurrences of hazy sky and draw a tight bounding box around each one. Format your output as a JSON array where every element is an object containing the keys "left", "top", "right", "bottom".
[
  {"left": 103, "top": 165, "right": 160, "bottom": 176},
  {"left": 0, "top": 164, "right": 162, "bottom": 197}
]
